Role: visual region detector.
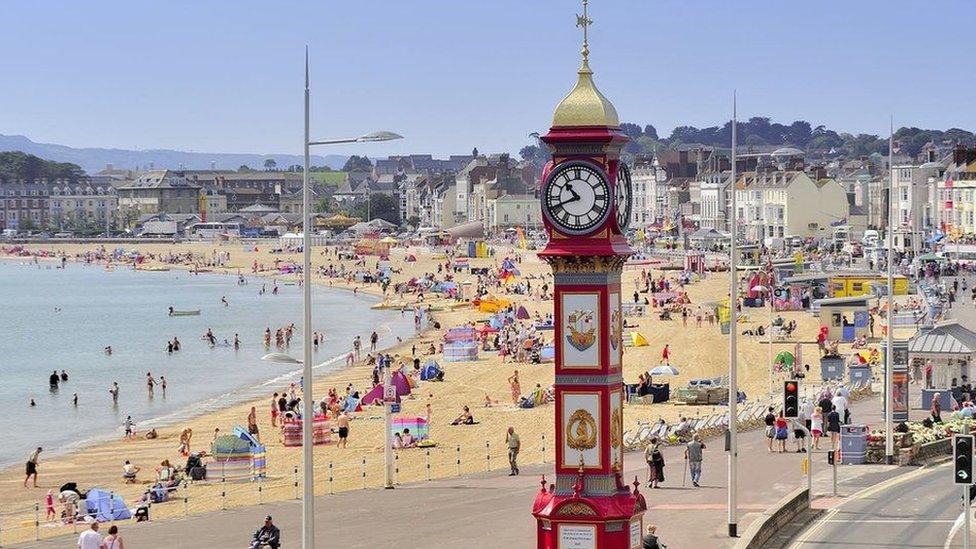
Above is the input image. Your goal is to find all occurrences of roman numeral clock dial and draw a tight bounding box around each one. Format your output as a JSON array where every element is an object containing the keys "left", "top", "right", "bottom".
[
  {"left": 616, "top": 162, "right": 632, "bottom": 232},
  {"left": 543, "top": 160, "right": 611, "bottom": 235}
]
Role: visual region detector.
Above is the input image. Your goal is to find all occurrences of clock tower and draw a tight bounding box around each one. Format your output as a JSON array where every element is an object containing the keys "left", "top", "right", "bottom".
[{"left": 532, "top": 2, "right": 645, "bottom": 548}]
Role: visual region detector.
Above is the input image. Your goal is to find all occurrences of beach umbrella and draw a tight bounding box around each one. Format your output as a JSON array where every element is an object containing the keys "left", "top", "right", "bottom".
[
  {"left": 774, "top": 350, "right": 795, "bottom": 367},
  {"left": 649, "top": 365, "right": 679, "bottom": 376}
]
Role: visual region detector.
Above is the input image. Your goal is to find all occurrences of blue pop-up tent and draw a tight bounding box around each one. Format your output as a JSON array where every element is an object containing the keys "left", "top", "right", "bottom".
[{"left": 85, "top": 488, "right": 132, "bottom": 521}]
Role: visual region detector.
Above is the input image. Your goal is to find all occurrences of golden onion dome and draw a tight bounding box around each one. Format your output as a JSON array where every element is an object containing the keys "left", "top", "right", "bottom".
[{"left": 551, "top": 58, "right": 619, "bottom": 129}]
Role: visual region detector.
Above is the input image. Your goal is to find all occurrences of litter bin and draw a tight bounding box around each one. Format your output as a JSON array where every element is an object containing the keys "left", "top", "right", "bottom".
[
  {"left": 840, "top": 425, "right": 869, "bottom": 464},
  {"left": 820, "top": 356, "right": 844, "bottom": 381},
  {"left": 848, "top": 365, "right": 872, "bottom": 386}
]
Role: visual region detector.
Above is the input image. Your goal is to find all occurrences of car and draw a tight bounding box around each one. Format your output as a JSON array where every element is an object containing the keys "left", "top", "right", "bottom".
[{"left": 53, "top": 232, "right": 73, "bottom": 238}]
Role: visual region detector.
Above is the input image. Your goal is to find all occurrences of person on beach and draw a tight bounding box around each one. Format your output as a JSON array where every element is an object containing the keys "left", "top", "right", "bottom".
[
  {"left": 110, "top": 382, "right": 119, "bottom": 405},
  {"left": 337, "top": 411, "right": 350, "bottom": 448},
  {"left": 661, "top": 344, "right": 671, "bottom": 366},
  {"left": 122, "top": 461, "right": 140, "bottom": 483},
  {"left": 178, "top": 427, "right": 192, "bottom": 456},
  {"left": 271, "top": 393, "right": 280, "bottom": 427},
  {"left": 124, "top": 416, "right": 135, "bottom": 439},
  {"left": 370, "top": 331, "right": 378, "bottom": 352},
  {"left": 248, "top": 406, "right": 260, "bottom": 443},
  {"left": 24, "top": 447, "right": 41, "bottom": 487},
  {"left": 45, "top": 489, "right": 56, "bottom": 520},
  {"left": 506, "top": 426, "right": 521, "bottom": 476},
  {"left": 103, "top": 524, "right": 124, "bottom": 549},
  {"left": 508, "top": 370, "right": 521, "bottom": 404}
]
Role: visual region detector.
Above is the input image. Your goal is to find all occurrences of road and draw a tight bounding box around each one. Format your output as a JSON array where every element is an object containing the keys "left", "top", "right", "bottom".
[{"left": 792, "top": 462, "right": 974, "bottom": 548}]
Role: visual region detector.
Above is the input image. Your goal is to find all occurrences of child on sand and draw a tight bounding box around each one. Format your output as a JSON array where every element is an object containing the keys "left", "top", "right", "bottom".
[{"left": 45, "top": 490, "right": 56, "bottom": 521}]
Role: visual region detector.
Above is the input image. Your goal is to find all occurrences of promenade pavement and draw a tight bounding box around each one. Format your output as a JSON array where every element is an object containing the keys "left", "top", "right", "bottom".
[{"left": 21, "top": 391, "right": 904, "bottom": 549}]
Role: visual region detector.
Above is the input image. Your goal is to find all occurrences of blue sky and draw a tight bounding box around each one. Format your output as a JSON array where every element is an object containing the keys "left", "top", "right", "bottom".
[{"left": 1, "top": 1, "right": 972, "bottom": 159}]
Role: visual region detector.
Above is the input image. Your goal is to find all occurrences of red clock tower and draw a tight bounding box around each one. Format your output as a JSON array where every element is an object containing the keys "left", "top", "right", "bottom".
[{"left": 532, "top": 2, "right": 646, "bottom": 548}]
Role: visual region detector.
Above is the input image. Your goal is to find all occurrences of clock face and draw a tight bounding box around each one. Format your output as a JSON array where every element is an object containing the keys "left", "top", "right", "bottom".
[
  {"left": 543, "top": 161, "right": 611, "bottom": 235},
  {"left": 616, "top": 162, "right": 633, "bottom": 231}
]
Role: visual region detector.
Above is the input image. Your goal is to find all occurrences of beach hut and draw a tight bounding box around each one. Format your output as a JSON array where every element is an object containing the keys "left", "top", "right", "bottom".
[
  {"left": 815, "top": 296, "right": 872, "bottom": 342},
  {"left": 85, "top": 488, "right": 131, "bottom": 521}
]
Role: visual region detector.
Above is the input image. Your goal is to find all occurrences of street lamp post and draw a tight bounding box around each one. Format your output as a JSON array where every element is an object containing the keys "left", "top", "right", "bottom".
[{"left": 291, "top": 47, "right": 401, "bottom": 549}]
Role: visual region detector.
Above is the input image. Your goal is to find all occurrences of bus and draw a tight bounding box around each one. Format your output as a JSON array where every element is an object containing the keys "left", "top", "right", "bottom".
[{"left": 191, "top": 222, "right": 241, "bottom": 239}]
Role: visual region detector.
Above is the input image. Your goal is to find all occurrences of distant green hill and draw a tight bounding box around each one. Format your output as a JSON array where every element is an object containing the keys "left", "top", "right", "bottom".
[{"left": 0, "top": 151, "right": 85, "bottom": 182}]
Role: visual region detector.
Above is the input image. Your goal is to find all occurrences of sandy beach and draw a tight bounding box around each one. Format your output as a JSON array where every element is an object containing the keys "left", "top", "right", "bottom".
[{"left": 0, "top": 239, "right": 854, "bottom": 544}]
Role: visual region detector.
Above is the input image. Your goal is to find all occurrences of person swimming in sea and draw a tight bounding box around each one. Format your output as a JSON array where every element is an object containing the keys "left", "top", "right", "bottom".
[
  {"left": 221, "top": 296, "right": 229, "bottom": 307},
  {"left": 72, "top": 393, "right": 78, "bottom": 406},
  {"left": 30, "top": 398, "right": 36, "bottom": 407},
  {"left": 60, "top": 370, "right": 68, "bottom": 382},
  {"left": 49, "top": 371, "right": 59, "bottom": 388},
  {"left": 168, "top": 306, "right": 175, "bottom": 316},
  {"left": 104, "top": 346, "right": 112, "bottom": 355},
  {"left": 234, "top": 333, "right": 241, "bottom": 350}
]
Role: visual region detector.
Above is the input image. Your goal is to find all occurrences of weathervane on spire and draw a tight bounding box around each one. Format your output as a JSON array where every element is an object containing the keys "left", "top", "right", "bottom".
[{"left": 576, "top": 0, "right": 593, "bottom": 66}]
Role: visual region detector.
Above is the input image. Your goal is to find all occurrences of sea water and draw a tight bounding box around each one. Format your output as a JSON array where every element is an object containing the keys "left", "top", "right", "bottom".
[{"left": 0, "top": 260, "right": 413, "bottom": 467}]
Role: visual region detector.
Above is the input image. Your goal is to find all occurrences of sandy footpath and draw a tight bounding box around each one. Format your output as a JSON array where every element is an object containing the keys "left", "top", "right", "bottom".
[{"left": 0, "top": 239, "right": 836, "bottom": 544}]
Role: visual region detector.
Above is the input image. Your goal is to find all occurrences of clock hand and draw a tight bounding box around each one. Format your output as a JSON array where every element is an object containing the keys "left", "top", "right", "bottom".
[
  {"left": 552, "top": 195, "right": 581, "bottom": 209},
  {"left": 565, "top": 183, "right": 581, "bottom": 201}
]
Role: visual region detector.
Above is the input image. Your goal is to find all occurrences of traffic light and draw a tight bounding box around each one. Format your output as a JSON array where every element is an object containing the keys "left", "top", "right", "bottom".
[
  {"left": 783, "top": 380, "right": 799, "bottom": 418},
  {"left": 955, "top": 434, "right": 974, "bottom": 485}
]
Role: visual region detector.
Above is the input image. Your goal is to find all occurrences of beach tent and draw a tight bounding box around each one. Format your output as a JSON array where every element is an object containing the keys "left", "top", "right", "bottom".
[
  {"left": 477, "top": 297, "right": 511, "bottom": 313},
  {"left": 282, "top": 416, "right": 333, "bottom": 447},
  {"left": 774, "top": 350, "right": 795, "bottom": 367},
  {"left": 391, "top": 417, "right": 429, "bottom": 442},
  {"left": 629, "top": 332, "right": 650, "bottom": 347},
  {"left": 362, "top": 371, "right": 413, "bottom": 405},
  {"left": 443, "top": 341, "right": 479, "bottom": 362},
  {"left": 342, "top": 396, "right": 363, "bottom": 413},
  {"left": 210, "top": 434, "right": 260, "bottom": 481},
  {"left": 516, "top": 305, "right": 531, "bottom": 320},
  {"left": 421, "top": 359, "right": 444, "bottom": 381},
  {"left": 234, "top": 426, "right": 267, "bottom": 477},
  {"left": 405, "top": 254, "right": 417, "bottom": 262},
  {"left": 85, "top": 488, "right": 131, "bottom": 521}
]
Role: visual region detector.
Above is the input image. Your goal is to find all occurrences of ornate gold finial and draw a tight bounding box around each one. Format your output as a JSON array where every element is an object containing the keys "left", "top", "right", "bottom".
[
  {"left": 576, "top": 0, "right": 593, "bottom": 70},
  {"left": 551, "top": 0, "right": 620, "bottom": 128}
]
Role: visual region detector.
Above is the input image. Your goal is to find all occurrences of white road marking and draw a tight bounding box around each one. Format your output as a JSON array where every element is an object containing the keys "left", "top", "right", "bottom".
[{"left": 944, "top": 511, "right": 964, "bottom": 549}]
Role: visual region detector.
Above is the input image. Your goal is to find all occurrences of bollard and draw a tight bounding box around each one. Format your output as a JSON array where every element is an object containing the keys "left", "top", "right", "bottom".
[
  {"left": 293, "top": 466, "right": 299, "bottom": 500},
  {"left": 456, "top": 444, "right": 461, "bottom": 476},
  {"left": 34, "top": 503, "right": 39, "bottom": 541},
  {"left": 541, "top": 434, "right": 546, "bottom": 464},
  {"left": 328, "top": 462, "right": 334, "bottom": 495},
  {"left": 425, "top": 449, "right": 431, "bottom": 481},
  {"left": 183, "top": 481, "right": 189, "bottom": 517},
  {"left": 221, "top": 476, "right": 227, "bottom": 510},
  {"left": 486, "top": 440, "right": 491, "bottom": 472},
  {"left": 362, "top": 457, "right": 367, "bottom": 489}
]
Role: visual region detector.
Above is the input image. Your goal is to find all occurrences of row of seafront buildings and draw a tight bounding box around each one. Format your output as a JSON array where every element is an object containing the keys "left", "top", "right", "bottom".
[
  {"left": 628, "top": 143, "right": 976, "bottom": 248},
  {"left": 3, "top": 142, "right": 975, "bottom": 245},
  {"left": 0, "top": 152, "right": 543, "bottom": 235}
]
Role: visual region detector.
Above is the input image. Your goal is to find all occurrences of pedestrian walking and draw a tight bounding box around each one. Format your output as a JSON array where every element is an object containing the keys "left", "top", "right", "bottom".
[
  {"left": 644, "top": 437, "right": 665, "bottom": 488},
  {"left": 764, "top": 406, "right": 776, "bottom": 452},
  {"left": 774, "top": 412, "right": 789, "bottom": 453},
  {"left": 24, "top": 447, "right": 41, "bottom": 487},
  {"left": 103, "top": 524, "right": 125, "bottom": 549},
  {"left": 661, "top": 344, "right": 671, "bottom": 365},
  {"left": 685, "top": 435, "right": 705, "bottom": 487},
  {"left": 77, "top": 521, "right": 103, "bottom": 549},
  {"left": 506, "top": 426, "right": 521, "bottom": 476}
]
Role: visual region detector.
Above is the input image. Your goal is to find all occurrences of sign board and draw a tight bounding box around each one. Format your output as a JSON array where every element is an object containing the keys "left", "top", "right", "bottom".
[
  {"left": 629, "top": 519, "right": 641, "bottom": 548},
  {"left": 557, "top": 524, "right": 596, "bottom": 549},
  {"left": 390, "top": 402, "right": 401, "bottom": 414},
  {"left": 384, "top": 384, "right": 397, "bottom": 403}
]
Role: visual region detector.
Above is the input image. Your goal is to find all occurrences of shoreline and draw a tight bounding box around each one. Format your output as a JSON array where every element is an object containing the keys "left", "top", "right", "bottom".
[{"left": 0, "top": 252, "right": 423, "bottom": 473}]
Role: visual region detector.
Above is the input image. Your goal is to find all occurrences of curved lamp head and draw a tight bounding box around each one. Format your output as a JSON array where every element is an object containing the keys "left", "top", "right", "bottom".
[
  {"left": 261, "top": 352, "right": 303, "bottom": 365},
  {"left": 356, "top": 131, "right": 403, "bottom": 143}
]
